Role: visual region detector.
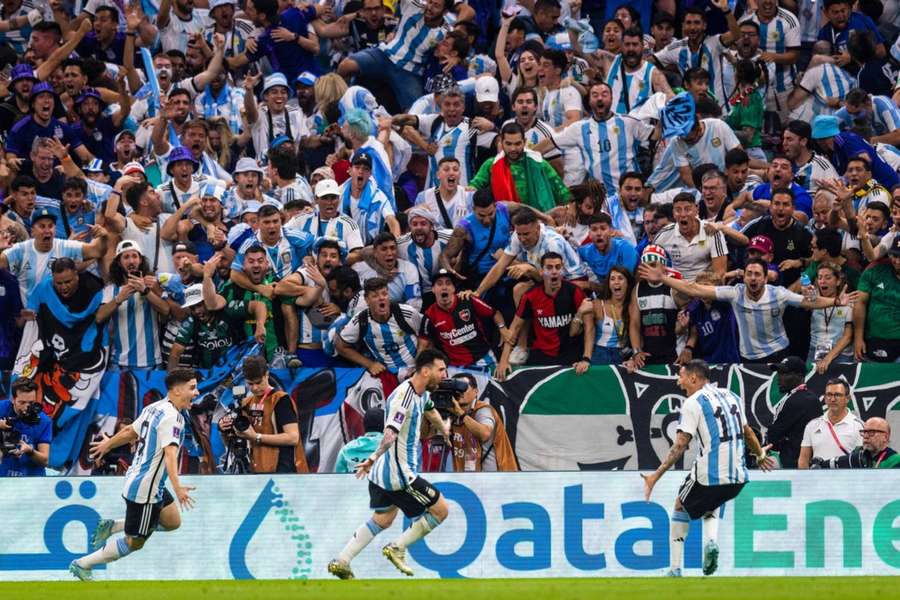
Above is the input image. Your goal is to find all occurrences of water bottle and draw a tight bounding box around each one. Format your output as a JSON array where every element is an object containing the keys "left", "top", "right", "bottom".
[{"left": 800, "top": 273, "right": 817, "bottom": 302}]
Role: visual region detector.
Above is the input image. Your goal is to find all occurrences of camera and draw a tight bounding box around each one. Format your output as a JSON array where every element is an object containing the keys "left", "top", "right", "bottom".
[
  {"left": 223, "top": 403, "right": 252, "bottom": 433},
  {"left": 0, "top": 402, "right": 41, "bottom": 456},
  {"left": 430, "top": 378, "right": 469, "bottom": 418}
]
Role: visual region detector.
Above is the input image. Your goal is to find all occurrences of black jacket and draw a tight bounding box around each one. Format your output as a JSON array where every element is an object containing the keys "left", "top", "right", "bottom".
[{"left": 765, "top": 387, "right": 822, "bottom": 468}]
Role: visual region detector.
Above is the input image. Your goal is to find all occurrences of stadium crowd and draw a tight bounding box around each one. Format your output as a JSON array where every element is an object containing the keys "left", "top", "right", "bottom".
[{"left": 0, "top": 0, "right": 899, "bottom": 477}]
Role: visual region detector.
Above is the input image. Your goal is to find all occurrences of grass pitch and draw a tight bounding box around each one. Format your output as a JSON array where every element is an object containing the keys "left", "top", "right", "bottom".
[{"left": 2, "top": 577, "right": 896, "bottom": 600}]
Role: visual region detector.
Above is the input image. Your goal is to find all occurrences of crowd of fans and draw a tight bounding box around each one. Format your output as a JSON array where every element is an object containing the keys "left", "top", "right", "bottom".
[{"left": 0, "top": 0, "right": 898, "bottom": 476}]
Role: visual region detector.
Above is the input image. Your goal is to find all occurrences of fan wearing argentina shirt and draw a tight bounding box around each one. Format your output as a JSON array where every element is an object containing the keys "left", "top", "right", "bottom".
[
  {"left": 638, "top": 257, "right": 854, "bottom": 363},
  {"left": 338, "top": 0, "right": 462, "bottom": 111},
  {"left": 287, "top": 179, "right": 364, "bottom": 257},
  {"left": 786, "top": 41, "right": 854, "bottom": 125},
  {"left": 833, "top": 88, "right": 900, "bottom": 148},
  {"left": 739, "top": 0, "right": 801, "bottom": 120},
  {"left": 663, "top": 108, "right": 743, "bottom": 190},
  {"left": 596, "top": 26, "right": 673, "bottom": 115},
  {"left": 535, "top": 81, "right": 656, "bottom": 197},
  {"left": 652, "top": 1, "right": 741, "bottom": 106},
  {"left": 413, "top": 156, "right": 473, "bottom": 229},
  {"left": 328, "top": 349, "right": 450, "bottom": 580},
  {"left": 397, "top": 207, "right": 453, "bottom": 303},
  {"left": 353, "top": 232, "right": 423, "bottom": 311},
  {"left": 641, "top": 359, "right": 775, "bottom": 578},
  {"left": 70, "top": 368, "right": 198, "bottom": 582},
  {"left": 335, "top": 277, "right": 428, "bottom": 377},
  {"left": 231, "top": 204, "right": 315, "bottom": 292}
]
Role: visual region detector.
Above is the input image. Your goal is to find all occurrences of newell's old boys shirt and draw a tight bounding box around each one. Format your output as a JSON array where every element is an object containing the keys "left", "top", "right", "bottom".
[{"left": 517, "top": 280, "right": 586, "bottom": 363}]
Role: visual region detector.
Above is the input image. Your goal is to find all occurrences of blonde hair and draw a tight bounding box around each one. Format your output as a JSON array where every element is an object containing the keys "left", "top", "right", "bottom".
[
  {"left": 207, "top": 117, "right": 235, "bottom": 170},
  {"left": 314, "top": 73, "right": 349, "bottom": 114}
]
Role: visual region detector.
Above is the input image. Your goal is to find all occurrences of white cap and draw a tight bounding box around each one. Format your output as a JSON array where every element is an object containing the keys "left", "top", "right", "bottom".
[
  {"left": 209, "top": 0, "right": 235, "bottom": 10},
  {"left": 475, "top": 77, "right": 499, "bottom": 103},
  {"left": 234, "top": 157, "right": 265, "bottom": 176},
  {"left": 263, "top": 72, "right": 290, "bottom": 95},
  {"left": 115, "top": 239, "right": 142, "bottom": 257},
  {"left": 314, "top": 179, "right": 340, "bottom": 198},
  {"left": 182, "top": 283, "right": 204, "bottom": 308}
]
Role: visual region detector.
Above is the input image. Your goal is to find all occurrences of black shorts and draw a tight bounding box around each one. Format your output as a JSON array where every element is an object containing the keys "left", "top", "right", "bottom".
[
  {"left": 678, "top": 477, "right": 745, "bottom": 520},
  {"left": 124, "top": 488, "right": 175, "bottom": 539},
  {"left": 369, "top": 477, "right": 440, "bottom": 519}
]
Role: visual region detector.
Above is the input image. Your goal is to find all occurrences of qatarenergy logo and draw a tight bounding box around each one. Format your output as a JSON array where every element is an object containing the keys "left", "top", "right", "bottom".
[{"left": 229, "top": 479, "right": 313, "bottom": 580}]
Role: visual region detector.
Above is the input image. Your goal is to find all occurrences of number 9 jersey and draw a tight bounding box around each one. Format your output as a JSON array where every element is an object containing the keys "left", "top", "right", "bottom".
[
  {"left": 677, "top": 383, "right": 749, "bottom": 487},
  {"left": 122, "top": 399, "right": 185, "bottom": 505}
]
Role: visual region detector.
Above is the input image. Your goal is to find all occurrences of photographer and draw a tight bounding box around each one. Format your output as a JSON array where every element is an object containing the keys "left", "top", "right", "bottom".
[
  {"left": 0, "top": 379, "right": 52, "bottom": 477},
  {"left": 446, "top": 374, "right": 518, "bottom": 472},
  {"left": 219, "top": 355, "right": 308, "bottom": 474}
]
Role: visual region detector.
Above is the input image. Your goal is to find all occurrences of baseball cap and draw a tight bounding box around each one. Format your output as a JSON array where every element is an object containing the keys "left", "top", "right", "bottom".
[
  {"left": 890, "top": 236, "right": 900, "bottom": 257},
  {"left": 181, "top": 283, "right": 204, "bottom": 308},
  {"left": 811, "top": 115, "right": 840, "bottom": 140},
  {"left": 641, "top": 244, "right": 670, "bottom": 265},
  {"left": 31, "top": 207, "right": 56, "bottom": 224},
  {"left": 295, "top": 71, "right": 317, "bottom": 87},
  {"left": 209, "top": 0, "right": 235, "bottom": 10},
  {"left": 115, "top": 239, "right": 142, "bottom": 257},
  {"left": 75, "top": 87, "right": 103, "bottom": 106},
  {"left": 173, "top": 241, "right": 198, "bottom": 256},
  {"left": 433, "top": 268, "right": 456, "bottom": 286},
  {"left": 653, "top": 12, "right": 676, "bottom": 27},
  {"left": 475, "top": 77, "right": 500, "bottom": 103},
  {"left": 114, "top": 130, "right": 136, "bottom": 145},
  {"left": 350, "top": 152, "right": 372, "bottom": 169},
  {"left": 84, "top": 158, "right": 104, "bottom": 173},
  {"left": 234, "top": 157, "right": 264, "bottom": 176},
  {"left": 122, "top": 161, "right": 145, "bottom": 177},
  {"left": 314, "top": 179, "right": 340, "bottom": 198},
  {"left": 747, "top": 235, "right": 774, "bottom": 254},
  {"left": 770, "top": 356, "right": 807, "bottom": 375},
  {"left": 270, "top": 134, "right": 292, "bottom": 150}
]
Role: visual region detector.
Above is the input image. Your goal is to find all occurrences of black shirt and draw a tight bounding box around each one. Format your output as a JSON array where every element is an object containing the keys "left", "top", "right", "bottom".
[
  {"left": 743, "top": 217, "right": 812, "bottom": 285},
  {"left": 765, "top": 386, "right": 821, "bottom": 469}
]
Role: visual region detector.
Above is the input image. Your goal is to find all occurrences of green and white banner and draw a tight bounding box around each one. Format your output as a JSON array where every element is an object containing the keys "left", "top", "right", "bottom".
[
  {"left": 2, "top": 472, "right": 900, "bottom": 580},
  {"left": 483, "top": 364, "right": 900, "bottom": 471}
]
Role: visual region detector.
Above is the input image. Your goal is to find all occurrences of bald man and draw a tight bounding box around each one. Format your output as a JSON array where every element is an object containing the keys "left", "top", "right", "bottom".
[{"left": 812, "top": 417, "right": 900, "bottom": 469}]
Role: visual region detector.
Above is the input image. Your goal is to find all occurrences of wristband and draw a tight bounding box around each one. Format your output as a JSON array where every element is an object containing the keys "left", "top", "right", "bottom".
[
  {"left": 255, "top": 433, "right": 262, "bottom": 445},
  {"left": 581, "top": 356, "right": 591, "bottom": 363},
  {"left": 497, "top": 323, "right": 506, "bottom": 329},
  {"left": 126, "top": 31, "right": 138, "bottom": 37}
]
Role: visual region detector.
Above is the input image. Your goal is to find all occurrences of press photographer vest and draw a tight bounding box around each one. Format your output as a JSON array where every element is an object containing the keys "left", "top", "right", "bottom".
[
  {"left": 246, "top": 389, "right": 309, "bottom": 474},
  {"left": 449, "top": 401, "right": 518, "bottom": 472}
]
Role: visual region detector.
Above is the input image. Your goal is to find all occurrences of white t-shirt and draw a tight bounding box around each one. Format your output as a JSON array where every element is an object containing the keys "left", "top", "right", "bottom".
[
  {"left": 122, "top": 214, "right": 175, "bottom": 274},
  {"left": 801, "top": 411, "right": 864, "bottom": 461}
]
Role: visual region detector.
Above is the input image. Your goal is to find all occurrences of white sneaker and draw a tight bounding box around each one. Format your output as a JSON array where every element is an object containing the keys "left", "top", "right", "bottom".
[{"left": 509, "top": 346, "right": 529, "bottom": 365}]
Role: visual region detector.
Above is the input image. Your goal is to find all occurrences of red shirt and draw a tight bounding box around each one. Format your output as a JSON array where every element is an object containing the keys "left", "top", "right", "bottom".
[
  {"left": 423, "top": 296, "right": 495, "bottom": 366},
  {"left": 517, "top": 281, "right": 585, "bottom": 361}
]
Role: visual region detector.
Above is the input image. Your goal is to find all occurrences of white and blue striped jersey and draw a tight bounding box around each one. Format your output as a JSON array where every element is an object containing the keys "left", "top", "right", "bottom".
[
  {"left": 353, "top": 259, "right": 423, "bottom": 311},
  {"left": 796, "top": 0, "right": 824, "bottom": 43},
  {"left": 156, "top": 149, "right": 232, "bottom": 186},
  {"left": 714, "top": 284, "right": 804, "bottom": 360},
  {"left": 541, "top": 86, "right": 582, "bottom": 128},
  {"left": 369, "top": 379, "right": 434, "bottom": 491},
  {"left": 156, "top": 175, "right": 226, "bottom": 213},
  {"left": 102, "top": 284, "right": 163, "bottom": 369},
  {"left": 793, "top": 153, "right": 839, "bottom": 193},
  {"left": 397, "top": 229, "right": 453, "bottom": 293},
  {"left": 414, "top": 187, "right": 473, "bottom": 229},
  {"left": 646, "top": 143, "right": 683, "bottom": 193},
  {"left": 809, "top": 304, "right": 853, "bottom": 361},
  {"left": 502, "top": 117, "right": 562, "bottom": 161},
  {"left": 0, "top": 0, "right": 49, "bottom": 53},
  {"left": 287, "top": 211, "right": 364, "bottom": 251},
  {"left": 678, "top": 383, "right": 748, "bottom": 486},
  {"left": 122, "top": 399, "right": 185, "bottom": 504},
  {"left": 232, "top": 227, "right": 315, "bottom": 281},
  {"left": 380, "top": 0, "right": 449, "bottom": 75},
  {"left": 654, "top": 35, "right": 731, "bottom": 104},
  {"left": 417, "top": 114, "right": 475, "bottom": 188},
  {"left": 194, "top": 84, "right": 246, "bottom": 134},
  {"left": 875, "top": 142, "right": 900, "bottom": 173},
  {"left": 740, "top": 8, "right": 801, "bottom": 93},
  {"left": 594, "top": 302, "right": 623, "bottom": 349},
  {"left": 3, "top": 239, "right": 85, "bottom": 303},
  {"left": 607, "top": 57, "right": 657, "bottom": 115},
  {"left": 272, "top": 175, "right": 314, "bottom": 205},
  {"left": 503, "top": 224, "right": 587, "bottom": 280},
  {"left": 293, "top": 265, "right": 329, "bottom": 346},
  {"left": 251, "top": 106, "right": 309, "bottom": 164},
  {"left": 340, "top": 180, "right": 396, "bottom": 245},
  {"left": 552, "top": 115, "right": 654, "bottom": 196},
  {"left": 605, "top": 194, "right": 642, "bottom": 245},
  {"left": 339, "top": 303, "right": 424, "bottom": 372},
  {"left": 409, "top": 93, "right": 439, "bottom": 116},
  {"left": 791, "top": 63, "right": 854, "bottom": 124},
  {"left": 670, "top": 118, "right": 740, "bottom": 172},
  {"left": 203, "top": 18, "right": 255, "bottom": 58},
  {"left": 835, "top": 96, "right": 900, "bottom": 138}
]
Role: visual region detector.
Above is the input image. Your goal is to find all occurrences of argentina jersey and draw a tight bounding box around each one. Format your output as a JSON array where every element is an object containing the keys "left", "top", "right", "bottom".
[
  {"left": 792, "top": 63, "right": 853, "bottom": 124},
  {"left": 417, "top": 114, "right": 475, "bottom": 188},
  {"left": 122, "top": 399, "right": 185, "bottom": 504},
  {"left": 380, "top": 0, "right": 448, "bottom": 75},
  {"left": 679, "top": 383, "right": 748, "bottom": 486},
  {"left": 353, "top": 259, "right": 422, "bottom": 310},
  {"left": 369, "top": 380, "right": 433, "bottom": 491},
  {"left": 338, "top": 303, "right": 423, "bottom": 371},
  {"left": 553, "top": 115, "right": 652, "bottom": 195},
  {"left": 541, "top": 86, "right": 582, "bottom": 128},
  {"left": 740, "top": 8, "right": 800, "bottom": 92},
  {"left": 102, "top": 284, "right": 163, "bottom": 368},
  {"left": 671, "top": 118, "right": 740, "bottom": 173},
  {"left": 606, "top": 55, "right": 656, "bottom": 114},
  {"left": 3, "top": 238, "right": 85, "bottom": 303},
  {"left": 288, "top": 211, "right": 364, "bottom": 251},
  {"left": 293, "top": 265, "right": 328, "bottom": 345},
  {"left": 714, "top": 283, "right": 804, "bottom": 360},
  {"left": 397, "top": 229, "right": 452, "bottom": 293},
  {"left": 233, "top": 227, "right": 315, "bottom": 280},
  {"left": 654, "top": 35, "right": 730, "bottom": 104},
  {"left": 794, "top": 154, "right": 838, "bottom": 193},
  {"left": 835, "top": 96, "right": 900, "bottom": 137},
  {"left": 504, "top": 225, "right": 586, "bottom": 279}
]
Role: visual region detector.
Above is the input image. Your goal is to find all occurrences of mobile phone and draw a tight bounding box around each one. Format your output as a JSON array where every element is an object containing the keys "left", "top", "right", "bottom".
[{"left": 502, "top": 4, "right": 521, "bottom": 17}]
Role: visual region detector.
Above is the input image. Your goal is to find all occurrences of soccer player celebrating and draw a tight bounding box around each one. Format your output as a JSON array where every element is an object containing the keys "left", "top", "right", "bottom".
[
  {"left": 69, "top": 369, "right": 199, "bottom": 581},
  {"left": 328, "top": 349, "right": 451, "bottom": 580},
  {"left": 640, "top": 360, "right": 775, "bottom": 577}
]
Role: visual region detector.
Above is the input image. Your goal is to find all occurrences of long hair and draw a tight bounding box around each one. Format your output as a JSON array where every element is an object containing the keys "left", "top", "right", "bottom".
[
  {"left": 603, "top": 265, "right": 635, "bottom": 344},
  {"left": 208, "top": 117, "right": 235, "bottom": 169},
  {"left": 314, "top": 73, "right": 348, "bottom": 115},
  {"left": 109, "top": 253, "right": 151, "bottom": 286}
]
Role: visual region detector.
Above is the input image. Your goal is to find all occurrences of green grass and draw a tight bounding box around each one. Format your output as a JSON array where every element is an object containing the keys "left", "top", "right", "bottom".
[{"left": 2, "top": 577, "right": 897, "bottom": 600}]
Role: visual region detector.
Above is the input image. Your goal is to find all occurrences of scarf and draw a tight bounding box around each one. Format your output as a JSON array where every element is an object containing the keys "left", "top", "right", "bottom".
[
  {"left": 354, "top": 145, "right": 396, "bottom": 211},
  {"left": 342, "top": 178, "right": 381, "bottom": 241},
  {"left": 28, "top": 275, "right": 105, "bottom": 355},
  {"left": 489, "top": 150, "right": 555, "bottom": 212}
]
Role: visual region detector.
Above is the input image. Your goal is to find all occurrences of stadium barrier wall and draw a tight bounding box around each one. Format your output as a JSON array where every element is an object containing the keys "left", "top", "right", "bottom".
[{"left": 2, "top": 471, "right": 900, "bottom": 580}]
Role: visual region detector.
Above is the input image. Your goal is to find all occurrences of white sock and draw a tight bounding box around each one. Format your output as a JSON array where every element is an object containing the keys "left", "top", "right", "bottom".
[
  {"left": 703, "top": 512, "right": 719, "bottom": 547},
  {"left": 670, "top": 510, "right": 690, "bottom": 571},
  {"left": 394, "top": 513, "right": 441, "bottom": 550},
  {"left": 77, "top": 537, "right": 131, "bottom": 569},
  {"left": 337, "top": 519, "right": 383, "bottom": 564},
  {"left": 111, "top": 519, "right": 125, "bottom": 534}
]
